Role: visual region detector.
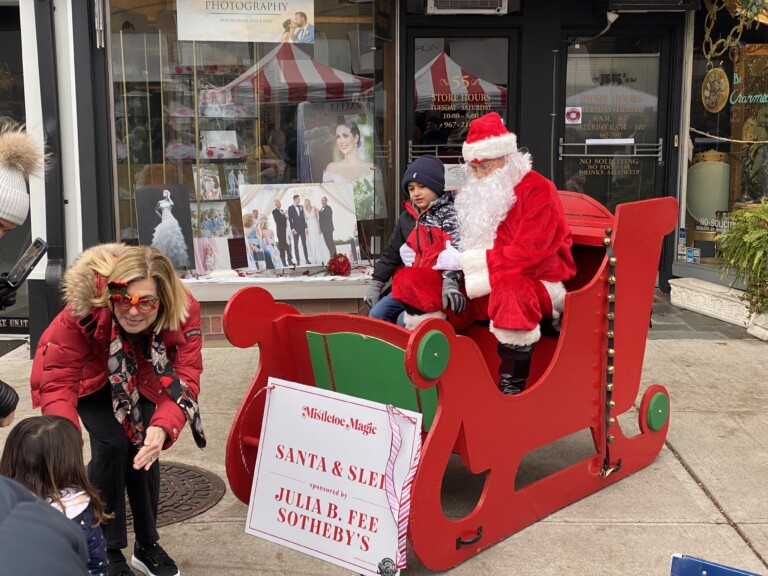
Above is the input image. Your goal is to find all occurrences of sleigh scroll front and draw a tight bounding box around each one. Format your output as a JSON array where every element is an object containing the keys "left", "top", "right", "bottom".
[{"left": 222, "top": 292, "right": 442, "bottom": 504}]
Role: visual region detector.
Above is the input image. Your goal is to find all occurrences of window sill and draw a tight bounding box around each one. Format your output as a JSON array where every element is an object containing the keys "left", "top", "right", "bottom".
[
  {"left": 672, "top": 261, "right": 744, "bottom": 291},
  {"left": 182, "top": 274, "right": 371, "bottom": 302}
]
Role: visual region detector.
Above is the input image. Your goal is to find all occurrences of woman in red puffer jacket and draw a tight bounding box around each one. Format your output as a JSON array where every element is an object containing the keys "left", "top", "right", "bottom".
[{"left": 30, "top": 243, "right": 205, "bottom": 576}]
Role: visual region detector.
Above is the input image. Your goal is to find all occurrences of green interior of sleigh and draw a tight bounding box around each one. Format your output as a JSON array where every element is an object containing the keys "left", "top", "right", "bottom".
[{"left": 306, "top": 332, "right": 438, "bottom": 432}]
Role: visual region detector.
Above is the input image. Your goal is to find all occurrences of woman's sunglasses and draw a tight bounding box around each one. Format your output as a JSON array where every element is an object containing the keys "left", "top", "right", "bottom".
[{"left": 109, "top": 293, "right": 160, "bottom": 314}]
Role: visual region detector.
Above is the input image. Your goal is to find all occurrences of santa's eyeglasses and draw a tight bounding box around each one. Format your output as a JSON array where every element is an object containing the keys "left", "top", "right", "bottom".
[{"left": 461, "top": 158, "right": 501, "bottom": 175}]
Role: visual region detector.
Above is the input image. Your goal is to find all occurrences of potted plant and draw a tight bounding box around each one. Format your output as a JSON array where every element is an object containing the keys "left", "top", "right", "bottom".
[{"left": 716, "top": 198, "right": 768, "bottom": 338}]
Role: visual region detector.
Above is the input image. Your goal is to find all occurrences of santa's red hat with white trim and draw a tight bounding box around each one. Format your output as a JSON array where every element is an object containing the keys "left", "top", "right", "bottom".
[{"left": 462, "top": 112, "right": 519, "bottom": 164}]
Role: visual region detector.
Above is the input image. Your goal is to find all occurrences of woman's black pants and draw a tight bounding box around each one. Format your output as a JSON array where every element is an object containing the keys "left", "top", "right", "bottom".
[{"left": 77, "top": 384, "right": 160, "bottom": 551}]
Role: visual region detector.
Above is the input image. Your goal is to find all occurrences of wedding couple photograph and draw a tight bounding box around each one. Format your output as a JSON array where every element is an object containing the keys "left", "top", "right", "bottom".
[{"left": 238, "top": 183, "right": 361, "bottom": 271}]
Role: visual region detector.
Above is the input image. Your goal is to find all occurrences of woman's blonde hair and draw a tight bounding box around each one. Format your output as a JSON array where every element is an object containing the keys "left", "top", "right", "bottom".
[
  {"left": 92, "top": 245, "right": 190, "bottom": 332},
  {"left": 242, "top": 212, "right": 254, "bottom": 228}
]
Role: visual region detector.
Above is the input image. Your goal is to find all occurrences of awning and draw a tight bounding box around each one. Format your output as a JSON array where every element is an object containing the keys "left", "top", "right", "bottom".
[
  {"left": 199, "top": 43, "right": 374, "bottom": 111},
  {"left": 414, "top": 51, "right": 507, "bottom": 111}
]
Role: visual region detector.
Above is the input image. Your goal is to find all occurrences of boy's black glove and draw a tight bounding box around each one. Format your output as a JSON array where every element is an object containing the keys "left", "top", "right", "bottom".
[
  {"left": 0, "top": 273, "right": 17, "bottom": 311},
  {"left": 441, "top": 276, "right": 466, "bottom": 314}
]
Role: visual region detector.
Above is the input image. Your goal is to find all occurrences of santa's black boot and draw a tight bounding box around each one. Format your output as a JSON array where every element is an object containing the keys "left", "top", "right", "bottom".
[{"left": 497, "top": 342, "right": 534, "bottom": 395}]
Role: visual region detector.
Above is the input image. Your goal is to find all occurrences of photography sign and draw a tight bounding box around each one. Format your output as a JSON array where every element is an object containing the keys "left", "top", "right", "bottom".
[
  {"left": 246, "top": 379, "right": 422, "bottom": 576},
  {"left": 177, "top": 1, "right": 314, "bottom": 43}
]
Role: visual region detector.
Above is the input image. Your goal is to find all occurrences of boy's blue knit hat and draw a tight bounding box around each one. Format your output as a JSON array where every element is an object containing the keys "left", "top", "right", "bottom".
[{"left": 401, "top": 155, "right": 445, "bottom": 197}]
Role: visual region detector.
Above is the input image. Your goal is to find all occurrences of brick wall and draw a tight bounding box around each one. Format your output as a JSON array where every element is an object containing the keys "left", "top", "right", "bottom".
[{"left": 199, "top": 298, "right": 366, "bottom": 345}]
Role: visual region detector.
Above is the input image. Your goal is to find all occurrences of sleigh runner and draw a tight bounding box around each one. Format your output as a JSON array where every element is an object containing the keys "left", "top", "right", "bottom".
[{"left": 223, "top": 192, "right": 678, "bottom": 570}]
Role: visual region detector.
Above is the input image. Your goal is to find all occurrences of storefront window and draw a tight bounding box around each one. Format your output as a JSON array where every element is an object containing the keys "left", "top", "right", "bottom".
[
  {"left": 110, "top": 1, "right": 387, "bottom": 275},
  {"left": 562, "top": 37, "right": 661, "bottom": 213},
  {"left": 685, "top": 8, "right": 768, "bottom": 269}
]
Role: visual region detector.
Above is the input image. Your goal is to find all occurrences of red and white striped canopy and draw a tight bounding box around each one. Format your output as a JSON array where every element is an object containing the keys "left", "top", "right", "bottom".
[
  {"left": 200, "top": 43, "right": 374, "bottom": 108},
  {"left": 414, "top": 52, "right": 507, "bottom": 111}
]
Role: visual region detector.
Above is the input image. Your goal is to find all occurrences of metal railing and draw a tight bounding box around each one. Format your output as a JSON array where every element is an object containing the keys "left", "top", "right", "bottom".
[
  {"left": 558, "top": 138, "right": 664, "bottom": 164},
  {"left": 408, "top": 142, "right": 463, "bottom": 164}
]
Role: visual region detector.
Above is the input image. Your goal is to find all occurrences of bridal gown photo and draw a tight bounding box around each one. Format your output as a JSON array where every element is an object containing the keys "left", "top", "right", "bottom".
[
  {"left": 152, "top": 199, "right": 190, "bottom": 269},
  {"left": 304, "top": 207, "right": 329, "bottom": 264}
]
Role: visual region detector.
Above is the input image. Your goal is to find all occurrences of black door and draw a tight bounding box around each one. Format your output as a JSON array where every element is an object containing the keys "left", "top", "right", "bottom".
[
  {"left": 557, "top": 28, "right": 683, "bottom": 290},
  {"left": 558, "top": 34, "right": 680, "bottom": 212}
]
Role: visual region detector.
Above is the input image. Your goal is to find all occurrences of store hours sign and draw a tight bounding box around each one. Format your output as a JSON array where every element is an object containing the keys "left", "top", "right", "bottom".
[{"left": 246, "top": 379, "right": 422, "bottom": 576}]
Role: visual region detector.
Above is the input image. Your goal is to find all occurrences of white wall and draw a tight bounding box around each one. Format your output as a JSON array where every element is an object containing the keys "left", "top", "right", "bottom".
[
  {"left": 20, "top": 0, "right": 86, "bottom": 279},
  {"left": 56, "top": 0, "right": 84, "bottom": 263},
  {"left": 19, "top": 0, "right": 47, "bottom": 279}
]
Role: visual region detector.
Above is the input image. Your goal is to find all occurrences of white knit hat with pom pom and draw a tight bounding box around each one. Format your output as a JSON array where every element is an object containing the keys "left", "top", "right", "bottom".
[{"left": 0, "top": 122, "right": 44, "bottom": 226}]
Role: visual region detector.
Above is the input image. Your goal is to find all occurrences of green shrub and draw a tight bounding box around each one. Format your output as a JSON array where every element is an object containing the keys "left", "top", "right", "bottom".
[{"left": 716, "top": 198, "right": 768, "bottom": 315}]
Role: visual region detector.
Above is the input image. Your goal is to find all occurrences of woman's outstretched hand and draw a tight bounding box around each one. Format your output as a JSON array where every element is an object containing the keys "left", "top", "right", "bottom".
[{"left": 133, "top": 426, "right": 168, "bottom": 471}]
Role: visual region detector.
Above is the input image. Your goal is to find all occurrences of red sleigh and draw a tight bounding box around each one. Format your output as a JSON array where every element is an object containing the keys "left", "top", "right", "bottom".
[{"left": 222, "top": 192, "right": 678, "bottom": 570}]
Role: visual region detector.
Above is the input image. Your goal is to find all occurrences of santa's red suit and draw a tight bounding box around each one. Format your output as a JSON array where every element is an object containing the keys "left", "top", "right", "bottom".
[
  {"left": 443, "top": 111, "right": 576, "bottom": 347},
  {"left": 460, "top": 168, "right": 576, "bottom": 345},
  {"left": 392, "top": 112, "right": 576, "bottom": 350}
]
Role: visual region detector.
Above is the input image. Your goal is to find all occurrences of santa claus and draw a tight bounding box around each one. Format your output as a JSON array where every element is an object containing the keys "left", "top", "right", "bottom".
[{"left": 434, "top": 112, "right": 576, "bottom": 395}]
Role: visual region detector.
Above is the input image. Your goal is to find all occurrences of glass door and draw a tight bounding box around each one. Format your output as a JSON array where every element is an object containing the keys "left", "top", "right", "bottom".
[
  {"left": 406, "top": 30, "right": 518, "bottom": 191},
  {"left": 561, "top": 36, "right": 664, "bottom": 213},
  {"left": 0, "top": 5, "right": 33, "bottom": 335}
]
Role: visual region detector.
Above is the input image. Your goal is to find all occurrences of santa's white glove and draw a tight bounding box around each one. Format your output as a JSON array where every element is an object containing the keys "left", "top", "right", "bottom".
[
  {"left": 399, "top": 243, "right": 416, "bottom": 267},
  {"left": 433, "top": 241, "right": 462, "bottom": 272}
]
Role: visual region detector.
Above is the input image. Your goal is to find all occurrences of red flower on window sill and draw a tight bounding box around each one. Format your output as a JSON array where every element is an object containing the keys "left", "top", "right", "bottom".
[{"left": 326, "top": 254, "right": 352, "bottom": 277}]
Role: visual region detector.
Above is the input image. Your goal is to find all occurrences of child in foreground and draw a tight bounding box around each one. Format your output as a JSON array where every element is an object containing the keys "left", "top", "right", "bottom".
[
  {"left": 0, "top": 415, "right": 111, "bottom": 575},
  {"left": 365, "top": 154, "right": 465, "bottom": 326},
  {"left": 391, "top": 155, "right": 465, "bottom": 328}
]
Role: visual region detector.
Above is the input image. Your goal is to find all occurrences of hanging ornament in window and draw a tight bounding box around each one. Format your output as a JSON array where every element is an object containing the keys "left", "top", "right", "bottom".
[
  {"left": 702, "top": 0, "right": 768, "bottom": 62},
  {"left": 702, "top": 62, "right": 730, "bottom": 113},
  {"left": 699, "top": 0, "right": 768, "bottom": 114}
]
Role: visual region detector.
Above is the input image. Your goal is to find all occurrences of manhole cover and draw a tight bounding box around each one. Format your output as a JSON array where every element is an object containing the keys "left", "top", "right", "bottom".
[{"left": 126, "top": 462, "right": 226, "bottom": 529}]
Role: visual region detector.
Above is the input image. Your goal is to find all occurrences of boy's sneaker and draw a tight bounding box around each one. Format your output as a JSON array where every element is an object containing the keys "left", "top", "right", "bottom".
[
  {"left": 109, "top": 559, "right": 137, "bottom": 576},
  {"left": 107, "top": 549, "right": 136, "bottom": 576},
  {"left": 131, "top": 542, "right": 180, "bottom": 576}
]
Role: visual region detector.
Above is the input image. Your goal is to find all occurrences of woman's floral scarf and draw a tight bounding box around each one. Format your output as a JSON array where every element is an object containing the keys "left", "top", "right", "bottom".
[{"left": 107, "top": 318, "right": 206, "bottom": 449}]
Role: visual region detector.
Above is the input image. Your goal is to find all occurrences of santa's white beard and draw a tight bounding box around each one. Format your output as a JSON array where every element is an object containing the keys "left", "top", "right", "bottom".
[{"left": 455, "top": 152, "right": 531, "bottom": 250}]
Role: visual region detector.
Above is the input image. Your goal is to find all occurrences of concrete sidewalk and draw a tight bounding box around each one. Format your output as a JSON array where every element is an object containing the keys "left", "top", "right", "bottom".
[{"left": 1, "top": 311, "right": 767, "bottom": 575}]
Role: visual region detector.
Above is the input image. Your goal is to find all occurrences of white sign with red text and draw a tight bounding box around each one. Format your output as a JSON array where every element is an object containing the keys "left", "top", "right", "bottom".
[
  {"left": 177, "top": 1, "right": 315, "bottom": 43},
  {"left": 245, "top": 378, "right": 422, "bottom": 576}
]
